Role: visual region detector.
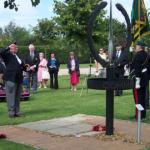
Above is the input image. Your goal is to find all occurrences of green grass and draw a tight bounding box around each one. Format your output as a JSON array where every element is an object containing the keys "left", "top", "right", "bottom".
[
  {"left": 60, "top": 63, "right": 94, "bottom": 69},
  {"left": 0, "top": 75, "right": 150, "bottom": 125},
  {"left": 0, "top": 139, "right": 36, "bottom": 150},
  {"left": 144, "top": 147, "right": 150, "bottom": 150}
]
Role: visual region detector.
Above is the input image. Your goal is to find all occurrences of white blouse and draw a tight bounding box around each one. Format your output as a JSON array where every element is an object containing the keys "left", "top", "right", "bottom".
[{"left": 71, "top": 59, "right": 75, "bottom": 71}]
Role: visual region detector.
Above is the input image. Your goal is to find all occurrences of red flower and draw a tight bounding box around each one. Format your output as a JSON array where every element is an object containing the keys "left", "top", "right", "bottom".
[
  {"left": 92, "top": 124, "right": 106, "bottom": 132},
  {"left": 0, "top": 133, "right": 6, "bottom": 139}
]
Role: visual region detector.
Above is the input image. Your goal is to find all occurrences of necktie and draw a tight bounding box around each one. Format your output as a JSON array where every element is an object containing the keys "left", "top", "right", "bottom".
[
  {"left": 30, "top": 52, "right": 34, "bottom": 60},
  {"left": 116, "top": 51, "right": 120, "bottom": 58}
]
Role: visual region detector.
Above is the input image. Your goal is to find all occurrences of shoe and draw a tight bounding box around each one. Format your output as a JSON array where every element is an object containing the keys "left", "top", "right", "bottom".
[
  {"left": 38, "top": 86, "right": 42, "bottom": 89},
  {"left": 32, "top": 90, "right": 37, "bottom": 94},
  {"left": 74, "top": 88, "right": 77, "bottom": 92},
  {"left": 15, "top": 112, "right": 25, "bottom": 117},
  {"left": 9, "top": 114, "right": 15, "bottom": 118},
  {"left": 44, "top": 86, "right": 47, "bottom": 89}
]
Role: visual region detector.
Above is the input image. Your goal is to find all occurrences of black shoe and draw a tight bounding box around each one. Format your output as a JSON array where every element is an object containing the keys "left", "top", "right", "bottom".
[
  {"left": 15, "top": 112, "right": 25, "bottom": 117},
  {"left": 9, "top": 114, "right": 15, "bottom": 118}
]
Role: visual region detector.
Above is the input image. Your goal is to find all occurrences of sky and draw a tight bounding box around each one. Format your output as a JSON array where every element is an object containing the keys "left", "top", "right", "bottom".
[{"left": 0, "top": 0, "right": 150, "bottom": 29}]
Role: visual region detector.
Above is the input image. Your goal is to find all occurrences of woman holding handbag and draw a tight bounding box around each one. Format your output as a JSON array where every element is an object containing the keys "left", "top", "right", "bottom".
[{"left": 38, "top": 53, "right": 49, "bottom": 88}]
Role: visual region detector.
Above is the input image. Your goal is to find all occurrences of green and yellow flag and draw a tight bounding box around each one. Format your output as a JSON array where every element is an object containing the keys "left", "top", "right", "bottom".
[{"left": 131, "top": 0, "right": 150, "bottom": 44}]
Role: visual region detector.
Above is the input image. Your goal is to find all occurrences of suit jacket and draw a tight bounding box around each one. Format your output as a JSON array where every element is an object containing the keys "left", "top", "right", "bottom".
[
  {"left": 67, "top": 59, "right": 80, "bottom": 75},
  {"left": 25, "top": 50, "right": 40, "bottom": 73},
  {"left": 112, "top": 50, "right": 129, "bottom": 74},
  {"left": 0, "top": 47, "right": 26, "bottom": 83}
]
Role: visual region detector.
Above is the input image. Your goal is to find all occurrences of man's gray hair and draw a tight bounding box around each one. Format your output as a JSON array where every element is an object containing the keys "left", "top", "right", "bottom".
[{"left": 29, "top": 44, "right": 35, "bottom": 49}]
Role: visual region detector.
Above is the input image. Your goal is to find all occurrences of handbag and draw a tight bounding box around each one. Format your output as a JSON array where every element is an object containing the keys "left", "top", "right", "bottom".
[{"left": 42, "top": 68, "right": 50, "bottom": 80}]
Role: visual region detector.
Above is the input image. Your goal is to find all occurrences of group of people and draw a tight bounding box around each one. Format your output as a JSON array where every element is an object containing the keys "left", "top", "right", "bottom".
[
  {"left": 0, "top": 40, "right": 149, "bottom": 120},
  {"left": 0, "top": 43, "right": 80, "bottom": 118},
  {"left": 95, "top": 41, "right": 150, "bottom": 119},
  {"left": 24, "top": 44, "right": 60, "bottom": 91},
  {"left": 26, "top": 44, "right": 80, "bottom": 92}
]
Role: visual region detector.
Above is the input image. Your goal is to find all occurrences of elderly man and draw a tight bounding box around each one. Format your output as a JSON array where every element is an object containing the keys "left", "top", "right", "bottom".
[
  {"left": 25, "top": 44, "right": 39, "bottom": 93},
  {"left": 0, "top": 43, "right": 27, "bottom": 118}
]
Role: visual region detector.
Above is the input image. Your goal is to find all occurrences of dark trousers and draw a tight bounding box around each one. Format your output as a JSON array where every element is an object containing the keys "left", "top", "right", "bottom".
[
  {"left": 49, "top": 69, "right": 58, "bottom": 89},
  {"left": 115, "top": 71, "right": 123, "bottom": 96},
  {"left": 146, "top": 83, "right": 150, "bottom": 109},
  {"left": 133, "top": 87, "right": 146, "bottom": 119},
  {"left": 26, "top": 72, "right": 37, "bottom": 92}
]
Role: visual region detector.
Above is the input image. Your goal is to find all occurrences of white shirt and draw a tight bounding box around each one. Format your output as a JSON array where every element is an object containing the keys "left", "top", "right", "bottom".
[
  {"left": 99, "top": 53, "right": 107, "bottom": 60},
  {"left": 71, "top": 59, "right": 75, "bottom": 71},
  {"left": 15, "top": 54, "right": 22, "bottom": 64},
  {"left": 116, "top": 50, "right": 121, "bottom": 58}
]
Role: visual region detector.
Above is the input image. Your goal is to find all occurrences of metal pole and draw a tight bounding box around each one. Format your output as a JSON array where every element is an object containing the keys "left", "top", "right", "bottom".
[
  {"left": 106, "top": 89, "right": 114, "bottom": 135},
  {"left": 108, "top": 0, "right": 113, "bottom": 63},
  {"left": 137, "top": 110, "right": 141, "bottom": 143},
  {"left": 105, "top": 0, "right": 114, "bottom": 135},
  {"left": 106, "top": 66, "right": 114, "bottom": 135}
]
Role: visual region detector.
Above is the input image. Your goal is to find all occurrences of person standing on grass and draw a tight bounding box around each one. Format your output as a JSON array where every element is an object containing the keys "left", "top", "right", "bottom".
[
  {"left": 67, "top": 52, "right": 80, "bottom": 92},
  {"left": 47, "top": 52, "right": 60, "bottom": 89},
  {"left": 131, "top": 41, "right": 149, "bottom": 119},
  {"left": 94, "top": 48, "right": 108, "bottom": 77},
  {"left": 112, "top": 44, "right": 128, "bottom": 96},
  {"left": 25, "top": 44, "right": 39, "bottom": 93},
  {"left": 38, "top": 52, "right": 49, "bottom": 88},
  {"left": 0, "top": 43, "right": 28, "bottom": 118}
]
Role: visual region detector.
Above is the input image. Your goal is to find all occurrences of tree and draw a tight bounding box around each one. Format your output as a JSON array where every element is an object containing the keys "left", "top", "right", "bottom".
[
  {"left": 53, "top": 0, "right": 127, "bottom": 55},
  {"left": 54, "top": 0, "right": 106, "bottom": 39},
  {"left": 53, "top": 0, "right": 109, "bottom": 59},
  {"left": 3, "top": 21, "right": 32, "bottom": 45},
  {"left": 3, "top": 0, "right": 40, "bottom": 11},
  {"left": 33, "top": 18, "right": 58, "bottom": 44}
]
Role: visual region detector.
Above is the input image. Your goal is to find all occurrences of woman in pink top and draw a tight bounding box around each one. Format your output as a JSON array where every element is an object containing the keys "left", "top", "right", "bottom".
[{"left": 38, "top": 53, "right": 48, "bottom": 88}]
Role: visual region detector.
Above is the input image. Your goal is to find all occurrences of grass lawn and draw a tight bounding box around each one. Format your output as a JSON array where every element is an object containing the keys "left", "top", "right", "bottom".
[
  {"left": 0, "top": 139, "right": 35, "bottom": 150},
  {"left": 60, "top": 63, "right": 94, "bottom": 69},
  {"left": 0, "top": 75, "right": 150, "bottom": 126}
]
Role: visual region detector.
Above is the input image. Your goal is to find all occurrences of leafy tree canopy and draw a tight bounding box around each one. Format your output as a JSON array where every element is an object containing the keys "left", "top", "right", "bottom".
[{"left": 3, "top": 0, "right": 40, "bottom": 11}]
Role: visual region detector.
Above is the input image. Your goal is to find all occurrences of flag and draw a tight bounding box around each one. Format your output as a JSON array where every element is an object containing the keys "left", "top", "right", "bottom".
[{"left": 131, "top": 0, "right": 150, "bottom": 44}]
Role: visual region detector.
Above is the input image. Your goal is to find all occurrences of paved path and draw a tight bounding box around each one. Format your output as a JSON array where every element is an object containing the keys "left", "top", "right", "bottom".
[{"left": 0, "top": 114, "right": 150, "bottom": 150}]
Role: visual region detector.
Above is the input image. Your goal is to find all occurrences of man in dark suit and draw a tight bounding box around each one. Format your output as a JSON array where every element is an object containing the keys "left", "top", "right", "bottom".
[
  {"left": 131, "top": 41, "right": 149, "bottom": 119},
  {"left": 0, "top": 43, "right": 27, "bottom": 118},
  {"left": 113, "top": 45, "right": 129, "bottom": 96},
  {"left": 25, "top": 44, "right": 39, "bottom": 93}
]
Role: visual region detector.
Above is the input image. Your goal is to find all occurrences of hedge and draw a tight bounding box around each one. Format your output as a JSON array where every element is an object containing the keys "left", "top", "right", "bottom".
[{"left": 17, "top": 45, "right": 92, "bottom": 64}]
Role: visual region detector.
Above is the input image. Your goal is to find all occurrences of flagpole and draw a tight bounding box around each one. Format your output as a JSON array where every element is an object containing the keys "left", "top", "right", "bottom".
[
  {"left": 138, "top": 0, "right": 141, "bottom": 40},
  {"left": 108, "top": 0, "right": 113, "bottom": 64}
]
